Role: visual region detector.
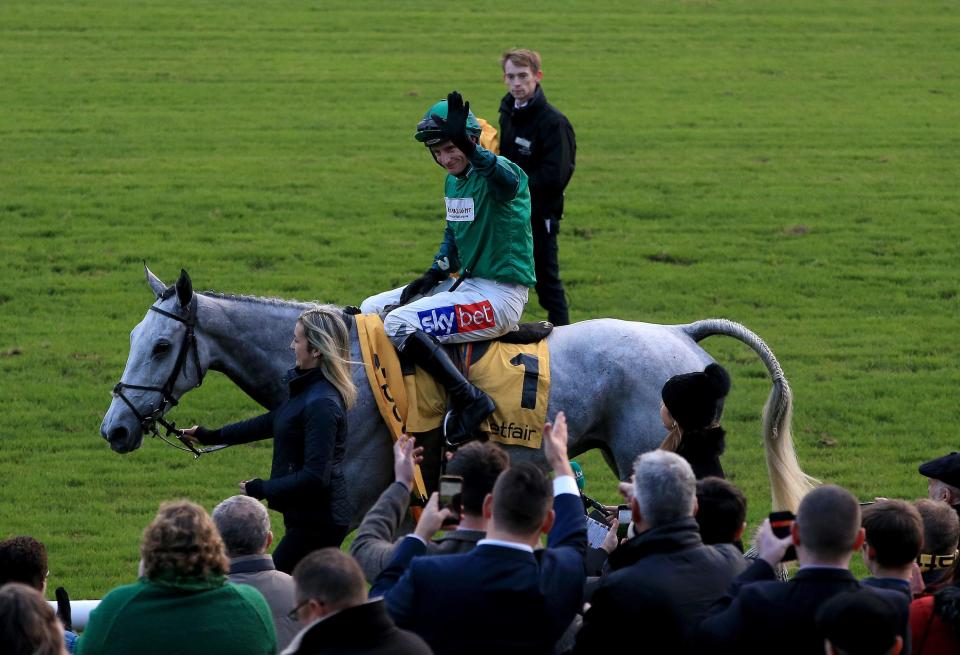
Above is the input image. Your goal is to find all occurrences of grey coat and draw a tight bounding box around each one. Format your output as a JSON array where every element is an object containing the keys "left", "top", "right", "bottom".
[
  {"left": 228, "top": 554, "right": 300, "bottom": 651},
  {"left": 349, "top": 481, "right": 484, "bottom": 582}
]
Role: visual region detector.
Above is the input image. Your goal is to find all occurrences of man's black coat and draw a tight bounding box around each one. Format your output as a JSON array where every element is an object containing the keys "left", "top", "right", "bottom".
[
  {"left": 285, "top": 599, "right": 431, "bottom": 655},
  {"left": 574, "top": 517, "right": 746, "bottom": 654},
  {"left": 498, "top": 86, "right": 575, "bottom": 222},
  {"left": 698, "top": 560, "right": 911, "bottom": 654}
]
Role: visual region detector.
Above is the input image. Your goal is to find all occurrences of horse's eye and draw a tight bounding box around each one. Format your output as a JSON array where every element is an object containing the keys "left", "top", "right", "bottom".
[{"left": 152, "top": 342, "right": 172, "bottom": 356}]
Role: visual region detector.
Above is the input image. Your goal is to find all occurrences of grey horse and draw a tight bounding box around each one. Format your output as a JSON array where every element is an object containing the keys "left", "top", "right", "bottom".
[{"left": 100, "top": 267, "right": 815, "bottom": 525}]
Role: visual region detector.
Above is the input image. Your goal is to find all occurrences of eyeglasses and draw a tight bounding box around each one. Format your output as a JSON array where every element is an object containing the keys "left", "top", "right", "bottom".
[{"left": 287, "top": 598, "right": 322, "bottom": 621}]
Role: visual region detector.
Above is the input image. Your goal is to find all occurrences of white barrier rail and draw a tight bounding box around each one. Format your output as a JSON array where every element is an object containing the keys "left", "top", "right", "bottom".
[{"left": 47, "top": 600, "right": 100, "bottom": 631}]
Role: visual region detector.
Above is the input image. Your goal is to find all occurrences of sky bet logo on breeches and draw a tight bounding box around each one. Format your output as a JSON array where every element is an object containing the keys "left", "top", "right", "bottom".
[{"left": 418, "top": 301, "right": 496, "bottom": 337}]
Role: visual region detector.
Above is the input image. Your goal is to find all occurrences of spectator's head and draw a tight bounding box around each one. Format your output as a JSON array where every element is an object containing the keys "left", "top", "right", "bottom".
[
  {"left": 212, "top": 495, "right": 272, "bottom": 558},
  {"left": 291, "top": 549, "right": 366, "bottom": 625},
  {"left": 632, "top": 450, "right": 697, "bottom": 531},
  {"left": 0, "top": 537, "right": 47, "bottom": 592},
  {"left": 141, "top": 499, "right": 229, "bottom": 581},
  {"left": 486, "top": 462, "right": 553, "bottom": 542},
  {"left": 500, "top": 48, "right": 542, "bottom": 74},
  {"left": 0, "top": 583, "right": 66, "bottom": 655},
  {"left": 660, "top": 363, "right": 731, "bottom": 434},
  {"left": 860, "top": 501, "right": 923, "bottom": 574},
  {"left": 695, "top": 477, "right": 747, "bottom": 545},
  {"left": 446, "top": 441, "right": 510, "bottom": 519},
  {"left": 500, "top": 49, "right": 543, "bottom": 105},
  {"left": 920, "top": 452, "right": 960, "bottom": 506},
  {"left": 915, "top": 499, "right": 960, "bottom": 574},
  {"left": 816, "top": 590, "right": 903, "bottom": 655},
  {"left": 794, "top": 485, "right": 864, "bottom": 566}
]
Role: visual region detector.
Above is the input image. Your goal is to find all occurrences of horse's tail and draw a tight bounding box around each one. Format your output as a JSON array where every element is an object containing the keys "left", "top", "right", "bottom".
[{"left": 682, "top": 318, "right": 818, "bottom": 512}]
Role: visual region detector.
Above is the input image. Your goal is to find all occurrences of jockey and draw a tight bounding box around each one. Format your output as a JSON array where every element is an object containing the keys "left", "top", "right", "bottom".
[{"left": 360, "top": 91, "right": 536, "bottom": 446}]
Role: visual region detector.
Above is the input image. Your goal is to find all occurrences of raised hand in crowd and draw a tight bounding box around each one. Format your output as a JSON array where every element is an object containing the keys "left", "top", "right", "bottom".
[
  {"left": 394, "top": 434, "right": 424, "bottom": 490},
  {"left": 755, "top": 518, "right": 795, "bottom": 569},
  {"left": 413, "top": 493, "right": 453, "bottom": 543},
  {"left": 618, "top": 475, "right": 635, "bottom": 505},
  {"left": 543, "top": 411, "right": 574, "bottom": 477},
  {"left": 600, "top": 519, "right": 621, "bottom": 554}
]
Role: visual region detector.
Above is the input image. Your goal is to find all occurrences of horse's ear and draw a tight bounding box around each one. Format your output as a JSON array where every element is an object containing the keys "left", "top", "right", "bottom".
[
  {"left": 144, "top": 263, "right": 166, "bottom": 298},
  {"left": 175, "top": 269, "right": 193, "bottom": 308}
]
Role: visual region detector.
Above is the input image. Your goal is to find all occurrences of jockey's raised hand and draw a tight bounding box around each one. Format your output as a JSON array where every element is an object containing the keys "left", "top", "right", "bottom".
[
  {"left": 398, "top": 268, "right": 447, "bottom": 306},
  {"left": 431, "top": 91, "right": 476, "bottom": 156}
]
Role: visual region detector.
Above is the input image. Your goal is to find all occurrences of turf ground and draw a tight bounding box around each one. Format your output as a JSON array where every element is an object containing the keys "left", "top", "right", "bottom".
[{"left": 1, "top": 0, "right": 958, "bottom": 598}]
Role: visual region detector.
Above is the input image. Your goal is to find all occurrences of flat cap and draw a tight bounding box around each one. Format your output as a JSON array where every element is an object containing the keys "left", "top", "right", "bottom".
[{"left": 919, "top": 452, "right": 960, "bottom": 487}]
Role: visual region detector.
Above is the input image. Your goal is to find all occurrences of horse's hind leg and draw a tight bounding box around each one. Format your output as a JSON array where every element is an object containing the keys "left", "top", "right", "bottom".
[{"left": 605, "top": 404, "right": 666, "bottom": 481}]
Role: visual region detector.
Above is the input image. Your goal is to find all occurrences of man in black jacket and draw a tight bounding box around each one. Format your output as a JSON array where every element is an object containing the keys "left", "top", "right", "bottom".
[
  {"left": 498, "top": 48, "right": 576, "bottom": 326},
  {"left": 285, "top": 549, "right": 431, "bottom": 655},
  {"left": 574, "top": 450, "right": 746, "bottom": 654},
  {"left": 698, "top": 485, "right": 911, "bottom": 655}
]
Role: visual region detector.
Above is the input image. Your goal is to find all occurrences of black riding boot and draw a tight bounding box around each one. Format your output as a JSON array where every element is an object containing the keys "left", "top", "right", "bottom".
[{"left": 398, "top": 331, "right": 495, "bottom": 446}]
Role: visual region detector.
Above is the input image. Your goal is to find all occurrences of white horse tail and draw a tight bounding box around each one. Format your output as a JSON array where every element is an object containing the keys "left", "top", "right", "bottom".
[{"left": 682, "top": 318, "right": 818, "bottom": 512}]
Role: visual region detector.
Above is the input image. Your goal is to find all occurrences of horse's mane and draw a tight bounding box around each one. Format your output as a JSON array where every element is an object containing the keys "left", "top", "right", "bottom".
[{"left": 198, "top": 290, "right": 321, "bottom": 311}]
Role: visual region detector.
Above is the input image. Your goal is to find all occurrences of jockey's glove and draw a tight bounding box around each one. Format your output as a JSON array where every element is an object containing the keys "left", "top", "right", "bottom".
[
  {"left": 399, "top": 268, "right": 447, "bottom": 305},
  {"left": 432, "top": 91, "right": 476, "bottom": 156}
]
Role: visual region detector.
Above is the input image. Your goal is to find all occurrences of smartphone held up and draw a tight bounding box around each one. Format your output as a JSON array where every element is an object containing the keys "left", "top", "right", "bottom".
[
  {"left": 439, "top": 475, "right": 463, "bottom": 527},
  {"left": 769, "top": 510, "right": 797, "bottom": 562}
]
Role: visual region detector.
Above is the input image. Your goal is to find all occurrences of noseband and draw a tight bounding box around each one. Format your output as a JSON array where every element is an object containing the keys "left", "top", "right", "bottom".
[{"left": 112, "top": 293, "right": 226, "bottom": 458}]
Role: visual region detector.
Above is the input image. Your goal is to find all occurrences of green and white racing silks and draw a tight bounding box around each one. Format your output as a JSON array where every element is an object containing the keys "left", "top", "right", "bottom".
[{"left": 430, "top": 146, "right": 537, "bottom": 288}]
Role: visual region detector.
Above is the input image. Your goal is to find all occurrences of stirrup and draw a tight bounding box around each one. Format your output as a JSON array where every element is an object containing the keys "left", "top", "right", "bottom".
[{"left": 442, "top": 394, "right": 496, "bottom": 447}]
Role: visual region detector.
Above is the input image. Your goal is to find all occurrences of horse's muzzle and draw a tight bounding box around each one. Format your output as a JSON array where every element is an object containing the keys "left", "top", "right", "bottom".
[{"left": 101, "top": 424, "right": 140, "bottom": 454}]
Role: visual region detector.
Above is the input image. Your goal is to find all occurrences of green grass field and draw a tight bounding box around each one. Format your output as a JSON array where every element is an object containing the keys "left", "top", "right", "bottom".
[{"left": 1, "top": 0, "right": 958, "bottom": 599}]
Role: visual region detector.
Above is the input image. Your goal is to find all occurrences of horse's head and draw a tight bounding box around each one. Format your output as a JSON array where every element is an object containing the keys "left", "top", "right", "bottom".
[{"left": 100, "top": 266, "right": 208, "bottom": 453}]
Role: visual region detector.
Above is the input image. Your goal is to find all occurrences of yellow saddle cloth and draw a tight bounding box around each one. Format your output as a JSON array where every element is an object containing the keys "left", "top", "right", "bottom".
[{"left": 355, "top": 314, "right": 550, "bottom": 451}]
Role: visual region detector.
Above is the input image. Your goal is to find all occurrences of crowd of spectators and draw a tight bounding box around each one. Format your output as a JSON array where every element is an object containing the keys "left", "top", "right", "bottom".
[{"left": 3, "top": 426, "right": 959, "bottom": 654}]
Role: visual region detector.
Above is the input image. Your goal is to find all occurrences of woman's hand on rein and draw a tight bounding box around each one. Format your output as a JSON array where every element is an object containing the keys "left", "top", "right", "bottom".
[{"left": 179, "top": 425, "right": 201, "bottom": 445}]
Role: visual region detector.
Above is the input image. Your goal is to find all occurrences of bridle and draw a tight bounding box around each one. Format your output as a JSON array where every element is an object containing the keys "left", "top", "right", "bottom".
[{"left": 111, "top": 290, "right": 227, "bottom": 458}]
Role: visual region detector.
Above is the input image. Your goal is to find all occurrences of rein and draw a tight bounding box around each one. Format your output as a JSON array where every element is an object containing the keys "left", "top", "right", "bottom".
[{"left": 112, "top": 293, "right": 228, "bottom": 459}]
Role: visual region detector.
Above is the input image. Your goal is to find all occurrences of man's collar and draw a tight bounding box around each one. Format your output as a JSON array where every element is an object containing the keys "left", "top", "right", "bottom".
[
  {"left": 280, "top": 599, "right": 385, "bottom": 655},
  {"left": 476, "top": 538, "right": 534, "bottom": 553},
  {"left": 798, "top": 563, "right": 849, "bottom": 570},
  {"left": 228, "top": 554, "right": 276, "bottom": 575}
]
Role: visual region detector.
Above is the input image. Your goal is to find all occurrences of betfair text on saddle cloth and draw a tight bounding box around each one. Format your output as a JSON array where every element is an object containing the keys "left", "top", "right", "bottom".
[{"left": 360, "top": 91, "right": 536, "bottom": 447}]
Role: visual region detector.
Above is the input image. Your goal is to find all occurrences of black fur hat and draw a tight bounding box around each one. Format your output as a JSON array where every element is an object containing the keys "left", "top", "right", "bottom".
[{"left": 661, "top": 363, "right": 732, "bottom": 432}]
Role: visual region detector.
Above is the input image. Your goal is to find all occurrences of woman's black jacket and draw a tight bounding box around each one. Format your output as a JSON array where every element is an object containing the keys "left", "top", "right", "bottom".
[{"left": 200, "top": 367, "right": 352, "bottom": 527}]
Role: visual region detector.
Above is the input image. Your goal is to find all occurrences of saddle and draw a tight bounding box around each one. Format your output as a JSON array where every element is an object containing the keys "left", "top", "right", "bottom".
[
  {"left": 354, "top": 314, "right": 552, "bottom": 450},
  {"left": 497, "top": 320, "right": 555, "bottom": 344}
]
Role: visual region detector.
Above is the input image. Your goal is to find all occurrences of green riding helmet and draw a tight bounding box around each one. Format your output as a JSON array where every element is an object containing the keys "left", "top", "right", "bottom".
[{"left": 414, "top": 99, "right": 482, "bottom": 146}]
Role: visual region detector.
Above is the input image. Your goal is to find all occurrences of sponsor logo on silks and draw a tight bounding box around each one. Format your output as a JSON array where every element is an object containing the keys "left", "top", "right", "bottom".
[
  {"left": 445, "top": 196, "right": 475, "bottom": 222},
  {"left": 417, "top": 301, "right": 496, "bottom": 337},
  {"left": 489, "top": 421, "right": 539, "bottom": 442}
]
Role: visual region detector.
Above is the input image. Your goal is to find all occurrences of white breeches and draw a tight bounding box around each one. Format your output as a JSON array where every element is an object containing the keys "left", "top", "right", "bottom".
[{"left": 359, "top": 277, "right": 528, "bottom": 344}]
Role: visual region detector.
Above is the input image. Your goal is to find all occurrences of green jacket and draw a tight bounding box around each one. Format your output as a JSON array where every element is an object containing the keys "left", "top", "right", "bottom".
[
  {"left": 76, "top": 575, "right": 277, "bottom": 655},
  {"left": 431, "top": 146, "right": 536, "bottom": 288}
]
